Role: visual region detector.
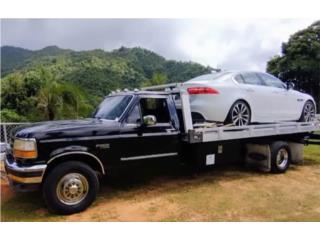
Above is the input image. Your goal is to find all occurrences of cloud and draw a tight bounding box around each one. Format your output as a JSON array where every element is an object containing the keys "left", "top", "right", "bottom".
[{"left": 1, "top": 18, "right": 317, "bottom": 71}]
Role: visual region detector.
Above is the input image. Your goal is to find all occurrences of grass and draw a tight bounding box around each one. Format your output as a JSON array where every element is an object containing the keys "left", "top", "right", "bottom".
[
  {"left": 1, "top": 145, "right": 320, "bottom": 221},
  {"left": 304, "top": 144, "right": 320, "bottom": 163}
]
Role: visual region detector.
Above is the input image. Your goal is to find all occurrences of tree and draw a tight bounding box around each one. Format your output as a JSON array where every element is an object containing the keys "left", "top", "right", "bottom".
[
  {"left": 0, "top": 109, "right": 28, "bottom": 122},
  {"left": 267, "top": 21, "right": 320, "bottom": 111},
  {"left": 37, "top": 77, "right": 91, "bottom": 120},
  {"left": 141, "top": 72, "right": 168, "bottom": 87}
]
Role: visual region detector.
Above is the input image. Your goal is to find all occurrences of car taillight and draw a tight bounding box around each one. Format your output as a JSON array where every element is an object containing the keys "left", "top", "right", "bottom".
[{"left": 187, "top": 87, "right": 219, "bottom": 95}]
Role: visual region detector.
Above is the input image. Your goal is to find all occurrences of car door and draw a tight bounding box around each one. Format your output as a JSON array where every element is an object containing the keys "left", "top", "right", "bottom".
[
  {"left": 238, "top": 72, "right": 275, "bottom": 122},
  {"left": 119, "top": 95, "right": 181, "bottom": 163},
  {"left": 257, "top": 73, "right": 296, "bottom": 121}
]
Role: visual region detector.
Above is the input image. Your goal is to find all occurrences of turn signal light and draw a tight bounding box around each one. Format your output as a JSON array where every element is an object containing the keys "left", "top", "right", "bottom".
[
  {"left": 187, "top": 87, "right": 219, "bottom": 95},
  {"left": 13, "top": 149, "right": 38, "bottom": 159}
]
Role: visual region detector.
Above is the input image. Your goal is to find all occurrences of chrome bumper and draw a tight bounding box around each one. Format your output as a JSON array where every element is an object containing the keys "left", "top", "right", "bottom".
[{"left": 5, "top": 158, "right": 47, "bottom": 184}]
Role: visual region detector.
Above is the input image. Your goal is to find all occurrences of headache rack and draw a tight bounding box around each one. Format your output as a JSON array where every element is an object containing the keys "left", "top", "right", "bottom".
[{"left": 142, "top": 83, "right": 320, "bottom": 144}]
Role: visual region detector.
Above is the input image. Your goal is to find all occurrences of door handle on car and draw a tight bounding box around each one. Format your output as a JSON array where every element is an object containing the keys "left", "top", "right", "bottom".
[{"left": 245, "top": 89, "right": 254, "bottom": 92}]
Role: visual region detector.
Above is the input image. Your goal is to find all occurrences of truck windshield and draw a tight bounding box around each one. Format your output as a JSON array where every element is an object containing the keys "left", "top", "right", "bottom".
[{"left": 94, "top": 95, "right": 133, "bottom": 120}]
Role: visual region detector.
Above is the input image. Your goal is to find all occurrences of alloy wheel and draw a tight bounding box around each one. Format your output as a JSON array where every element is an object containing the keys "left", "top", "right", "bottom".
[
  {"left": 303, "top": 102, "right": 315, "bottom": 122},
  {"left": 231, "top": 102, "right": 250, "bottom": 126}
]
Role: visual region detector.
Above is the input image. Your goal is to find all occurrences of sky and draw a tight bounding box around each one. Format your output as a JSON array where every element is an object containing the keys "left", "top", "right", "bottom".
[{"left": 1, "top": 19, "right": 317, "bottom": 71}]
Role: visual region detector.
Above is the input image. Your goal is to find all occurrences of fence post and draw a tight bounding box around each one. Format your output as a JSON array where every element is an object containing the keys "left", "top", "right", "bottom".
[{"left": 3, "top": 125, "right": 8, "bottom": 144}]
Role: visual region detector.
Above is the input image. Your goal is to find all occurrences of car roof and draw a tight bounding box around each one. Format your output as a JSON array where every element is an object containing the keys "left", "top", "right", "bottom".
[{"left": 186, "top": 70, "right": 274, "bottom": 82}]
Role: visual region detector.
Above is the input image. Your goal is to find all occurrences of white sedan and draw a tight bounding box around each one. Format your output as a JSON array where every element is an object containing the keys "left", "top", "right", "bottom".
[{"left": 178, "top": 71, "right": 316, "bottom": 126}]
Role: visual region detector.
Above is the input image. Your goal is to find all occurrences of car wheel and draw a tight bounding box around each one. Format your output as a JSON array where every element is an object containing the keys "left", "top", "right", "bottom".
[
  {"left": 43, "top": 161, "right": 99, "bottom": 215},
  {"left": 299, "top": 101, "right": 316, "bottom": 122},
  {"left": 270, "top": 141, "right": 291, "bottom": 173},
  {"left": 226, "top": 100, "right": 251, "bottom": 126}
]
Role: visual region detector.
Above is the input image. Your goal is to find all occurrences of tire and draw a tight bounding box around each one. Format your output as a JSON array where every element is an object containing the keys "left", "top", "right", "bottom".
[
  {"left": 226, "top": 100, "right": 251, "bottom": 126},
  {"left": 43, "top": 161, "right": 99, "bottom": 215},
  {"left": 299, "top": 100, "right": 316, "bottom": 122},
  {"left": 270, "top": 141, "right": 291, "bottom": 173}
]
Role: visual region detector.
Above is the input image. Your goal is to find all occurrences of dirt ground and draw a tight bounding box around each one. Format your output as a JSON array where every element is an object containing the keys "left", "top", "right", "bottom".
[{"left": 1, "top": 145, "right": 320, "bottom": 222}]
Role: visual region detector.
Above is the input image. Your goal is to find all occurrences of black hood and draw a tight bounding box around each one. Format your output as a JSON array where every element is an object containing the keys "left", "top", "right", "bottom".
[{"left": 14, "top": 118, "right": 120, "bottom": 140}]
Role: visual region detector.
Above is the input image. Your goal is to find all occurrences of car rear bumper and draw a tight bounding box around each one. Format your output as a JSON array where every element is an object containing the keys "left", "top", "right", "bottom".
[{"left": 4, "top": 156, "right": 47, "bottom": 185}]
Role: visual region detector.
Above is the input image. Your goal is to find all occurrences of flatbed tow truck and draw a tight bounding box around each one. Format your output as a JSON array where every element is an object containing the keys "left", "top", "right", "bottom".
[{"left": 4, "top": 84, "right": 320, "bottom": 214}]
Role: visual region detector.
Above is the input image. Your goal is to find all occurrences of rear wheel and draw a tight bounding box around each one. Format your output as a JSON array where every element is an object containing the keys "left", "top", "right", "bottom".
[
  {"left": 270, "top": 141, "right": 291, "bottom": 173},
  {"left": 299, "top": 100, "right": 316, "bottom": 122},
  {"left": 43, "top": 161, "right": 99, "bottom": 215},
  {"left": 226, "top": 100, "right": 251, "bottom": 126}
]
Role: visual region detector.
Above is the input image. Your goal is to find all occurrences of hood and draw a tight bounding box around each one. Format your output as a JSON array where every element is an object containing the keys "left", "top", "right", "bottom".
[{"left": 13, "top": 118, "right": 120, "bottom": 140}]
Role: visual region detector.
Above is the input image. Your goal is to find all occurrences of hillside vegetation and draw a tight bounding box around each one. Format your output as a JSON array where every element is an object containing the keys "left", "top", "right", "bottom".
[{"left": 1, "top": 46, "right": 211, "bottom": 121}]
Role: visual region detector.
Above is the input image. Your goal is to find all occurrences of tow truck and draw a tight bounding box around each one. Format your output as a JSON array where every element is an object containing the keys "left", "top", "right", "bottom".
[{"left": 5, "top": 83, "right": 320, "bottom": 214}]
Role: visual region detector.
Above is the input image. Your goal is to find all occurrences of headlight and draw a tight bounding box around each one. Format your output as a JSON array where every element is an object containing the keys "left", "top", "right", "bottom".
[{"left": 13, "top": 138, "right": 37, "bottom": 159}]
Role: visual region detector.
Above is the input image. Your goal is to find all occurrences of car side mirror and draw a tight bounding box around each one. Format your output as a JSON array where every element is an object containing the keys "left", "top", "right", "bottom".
[
  {"left": 286, "top": 82, "right": 295, "bottom": 90},
  {"left": 143, "top": 115, "right": 157, "bottom": 126}
]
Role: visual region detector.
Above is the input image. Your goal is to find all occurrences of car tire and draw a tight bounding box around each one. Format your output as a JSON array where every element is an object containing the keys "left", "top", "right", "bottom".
[
  {"left": 270, "top": 141, "right": 291, "bottom": 174},
  {"left": 42, "top": 161, "right": 99, "bottom": 215},
  {"left": 299, "top": 100, "right": 316, "bottom": 122},
  {"left": 226, "top": 100, "right": 251, "bottom": 126}
]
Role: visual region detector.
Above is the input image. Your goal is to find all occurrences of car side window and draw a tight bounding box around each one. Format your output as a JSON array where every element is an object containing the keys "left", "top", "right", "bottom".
[
  {"left": 234, "top": 74, "right": 245, "bottom": 84},
  {"left": 241, "top": 72, "right": 263, "bottom": 86},
  {"left": 258, "top": 73, "right": 286, "bottom": 89},
  {"left": 126, "top": 104, "right": 141, "bottom": 124},
  {"left": 140, "top": 98, "right": 171, "bottom": 123}
]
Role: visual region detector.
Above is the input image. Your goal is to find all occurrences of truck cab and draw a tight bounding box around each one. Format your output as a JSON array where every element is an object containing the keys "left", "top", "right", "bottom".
[{"left": 5, "top": 91, "right": 183, "bottom": 214}]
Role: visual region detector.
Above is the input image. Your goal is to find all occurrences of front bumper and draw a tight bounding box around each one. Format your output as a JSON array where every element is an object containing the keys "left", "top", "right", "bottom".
[{"left": 4, "top": 157, "right": 47, "bottom": 184}]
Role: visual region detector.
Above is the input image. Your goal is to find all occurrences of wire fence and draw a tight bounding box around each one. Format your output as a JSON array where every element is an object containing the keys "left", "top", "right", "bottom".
[{"left": 0, "top": 123, "right": 30, "bottom": 144}]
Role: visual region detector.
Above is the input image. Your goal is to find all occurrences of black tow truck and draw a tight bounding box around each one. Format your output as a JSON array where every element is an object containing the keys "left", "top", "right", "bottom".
[{"left": 5, "top": 85, "right": 320, "bottom": 214}]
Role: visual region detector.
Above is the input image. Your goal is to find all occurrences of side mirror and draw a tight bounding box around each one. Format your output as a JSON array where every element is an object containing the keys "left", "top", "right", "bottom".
[
  {"left": 286, "top": 82, "right": 295, "bottom": 90},
  {"left": 143, "top": 115, "right": 157, "bottom": 126}
]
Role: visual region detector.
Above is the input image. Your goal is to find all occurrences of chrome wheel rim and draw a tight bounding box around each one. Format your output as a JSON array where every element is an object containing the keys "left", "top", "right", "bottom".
[
  {"left": 303, "top": 102, "right": 315, "bottom": 122},
  {"left": 56, "top": 173, "right": 89, "bottom": 205},
  {"left": 231, "top": 102, "right": 250, "bottom": 126},
  {"left": 276, "top": 148, "right": 289, "bottom": 169}
]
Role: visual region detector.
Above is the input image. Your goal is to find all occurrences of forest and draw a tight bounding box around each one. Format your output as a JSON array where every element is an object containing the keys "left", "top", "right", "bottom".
[{"left": 1, "top": 46, "right": 211, "bottom": 121}]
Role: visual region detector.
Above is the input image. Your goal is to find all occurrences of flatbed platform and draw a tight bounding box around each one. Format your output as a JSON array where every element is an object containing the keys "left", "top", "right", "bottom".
[{"left": 187, "top": 121, "right": 320, "bottom": 143}]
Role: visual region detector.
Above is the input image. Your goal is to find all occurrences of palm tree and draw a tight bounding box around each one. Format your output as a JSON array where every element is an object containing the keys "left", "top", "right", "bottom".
[{"left": 36, "top": 69, "right": 90, "bottom": 120}]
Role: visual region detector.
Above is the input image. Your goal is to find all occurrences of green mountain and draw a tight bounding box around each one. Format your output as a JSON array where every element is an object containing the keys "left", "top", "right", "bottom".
[
  {"left": 1, "top": 45, "right": 212, "bottom": 122},
  {"left": 1, "top": 46, "right": 211, "bottom": 94}
]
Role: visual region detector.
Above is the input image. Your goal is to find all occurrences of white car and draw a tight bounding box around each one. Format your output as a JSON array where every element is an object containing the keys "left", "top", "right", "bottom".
[{"left": 177, "top": 71, "right": 316, "bottom": 126}]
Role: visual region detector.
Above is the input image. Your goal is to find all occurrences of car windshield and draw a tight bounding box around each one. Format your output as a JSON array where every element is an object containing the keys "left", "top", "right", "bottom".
[{"left": 93, "top": 95, "right": 133, "bottom": 120}]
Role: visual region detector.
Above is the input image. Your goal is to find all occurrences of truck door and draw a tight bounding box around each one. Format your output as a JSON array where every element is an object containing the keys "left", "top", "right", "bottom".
[{"left": 119, "top": 95, "right": 181, "bottom": 162}]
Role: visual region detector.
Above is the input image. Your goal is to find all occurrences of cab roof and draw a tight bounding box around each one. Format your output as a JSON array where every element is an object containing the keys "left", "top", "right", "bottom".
[{"left": 109, "top": 90, "right": 172, "bottom": 96}]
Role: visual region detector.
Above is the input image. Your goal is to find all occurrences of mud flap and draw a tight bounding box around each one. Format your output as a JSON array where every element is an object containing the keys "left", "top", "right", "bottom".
[
  {"left": 245, "top": 144, "right": 271, "bottom": 172},
  {"left": 288, "top": 142, "right": 304, "bottom": 164}
]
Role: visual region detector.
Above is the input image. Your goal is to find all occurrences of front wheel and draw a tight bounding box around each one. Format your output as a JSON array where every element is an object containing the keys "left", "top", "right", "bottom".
[
  {"left": 226, "top": 100, "right": 251, "bottom": 126},
  {"left": 299, "top": 101, "right": 316, "bottom": 122},
  {"left": 43, "top": 161, "right": 99, "bottom": 215}
]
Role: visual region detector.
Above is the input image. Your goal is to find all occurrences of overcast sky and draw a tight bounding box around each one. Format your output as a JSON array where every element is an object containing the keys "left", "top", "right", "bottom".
[{"left": 1, "top": 19, "right": 317, "bottom": 71}]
